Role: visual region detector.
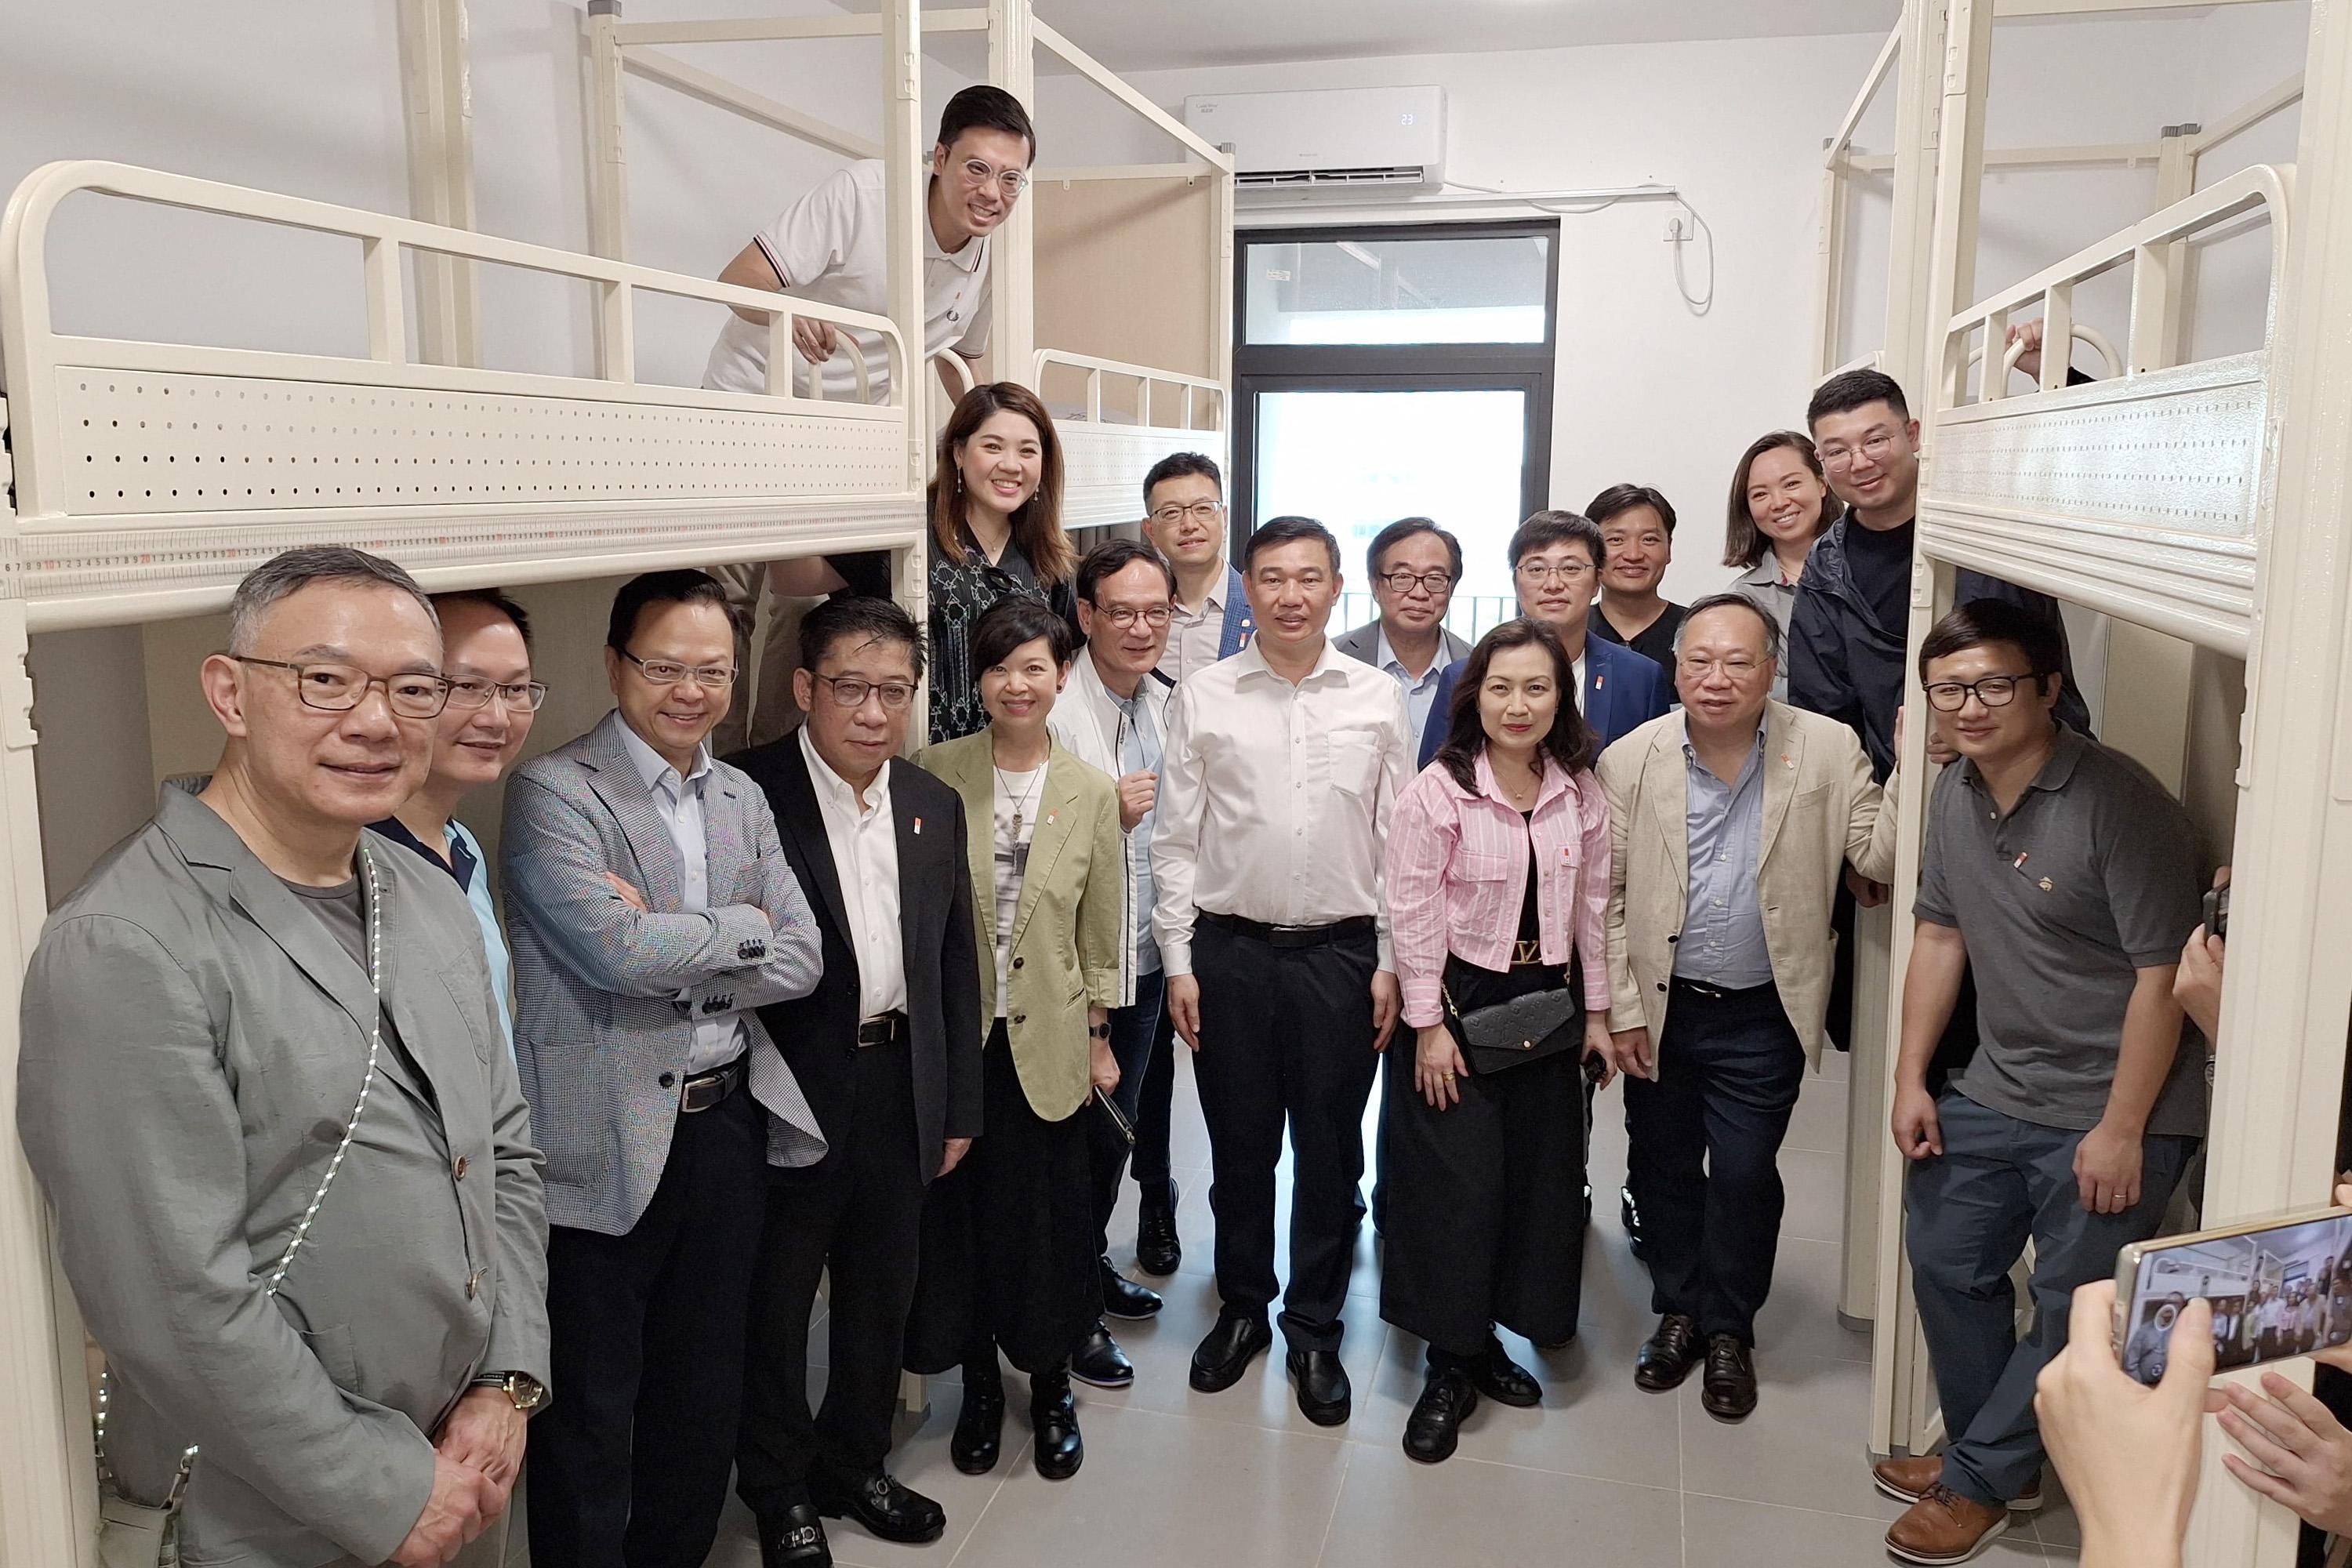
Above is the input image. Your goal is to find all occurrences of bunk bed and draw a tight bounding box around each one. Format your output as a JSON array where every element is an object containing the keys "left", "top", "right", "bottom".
[{"left": 1853, "top": 2, "right": 2352, "bottom": 1563}]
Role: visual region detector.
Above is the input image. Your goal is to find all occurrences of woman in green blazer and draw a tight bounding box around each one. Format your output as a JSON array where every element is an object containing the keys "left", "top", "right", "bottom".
[{"left": 905, "top": 595, "right": 1125, "bottom": 1483}]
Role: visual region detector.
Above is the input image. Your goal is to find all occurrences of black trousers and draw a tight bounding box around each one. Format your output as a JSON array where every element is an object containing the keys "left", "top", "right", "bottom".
[
  {"left": 1093, "top": 967, "right": 1167, "bottom": 1252},
  {"left": 1131, "top": 973, "right": 1178, "bottom": 1211},
  {"left": 1190, "top": 919, "right": 1380, "bottom": 1352},
  {"left": 528, "top": 1085, "right": 768, "bottom": 1568},
  {"left": 735, "top": 1037, "right": 927, "bottom": 1517},
  {"left": 1379, "top": 1041, "right": 1586, "bottom": 1359},
  {"left": 1623, "top": 978, "right": 1808, "bottom": 1345}
]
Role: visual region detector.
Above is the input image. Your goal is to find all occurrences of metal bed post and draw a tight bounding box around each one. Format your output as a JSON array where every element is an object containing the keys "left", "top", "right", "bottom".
[
  {"left": 985, "top": 0, "right": 1037, "bottom": 389},
  {"left": 397, "top": 0, "right": 481, "bottom": 368}
]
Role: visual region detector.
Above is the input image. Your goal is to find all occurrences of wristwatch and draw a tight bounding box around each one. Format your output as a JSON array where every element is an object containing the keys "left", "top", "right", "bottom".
[
  {"left": 472, "top": 1370, "right": 548, "bottom": 1414},
  {"left": 1087, "top": 1022, "right": 1112, "bottom": 1040}
]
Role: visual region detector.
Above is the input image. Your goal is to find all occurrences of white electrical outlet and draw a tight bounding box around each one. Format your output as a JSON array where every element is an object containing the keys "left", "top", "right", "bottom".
[{"left": 1664, "top": 216, "right": 1686, "bottom": 243}]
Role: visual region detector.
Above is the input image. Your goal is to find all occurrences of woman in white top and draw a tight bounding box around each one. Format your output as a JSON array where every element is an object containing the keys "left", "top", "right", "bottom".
[
  {"left": 906, "top": 597, "right": 1124, "bottom": 1484},
  {"left": 1721, "top": 431, "right": 1832, "bottom": 702}
]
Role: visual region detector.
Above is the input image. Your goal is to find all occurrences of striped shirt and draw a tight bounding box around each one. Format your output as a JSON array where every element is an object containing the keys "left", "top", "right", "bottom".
[{"left": 1384, "top": 750, "right": 1614, "bottom": 1030}]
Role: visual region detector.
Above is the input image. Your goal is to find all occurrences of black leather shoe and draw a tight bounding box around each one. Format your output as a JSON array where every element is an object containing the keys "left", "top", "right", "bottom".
[
  {"left": 756, "top": 1503, "right": 832, "bottom": 1568},
  {"left": 809, "top": 1470, "right": 945, "bottom": 1544},
  {"left": 1634, "top": 1312, "right": 1703, "bottom": 1392},
  {"left": 1287, "top": 1348, "right": 1352, "bottom": 1426},
  {"left": 1700, "top": 1334, "right": 1759, "bottom": 1421},
  {"left": 1030, "top": 1368, "right": 1084, "bottom": 1480},
  {"left": 1136, "top": 1186, "right": 1181, "bottom": 1276},
  {"left": 1474, "top": 1341, "right": 1543, "bottom": 1408},
  {"left": 951, "top": 1377, "right": 1005, "bottom": 1475},
  {"left": 1402, "top": 1368, "right": 1479, "bottom": 1463},
  {"left": 1189, "top": 1309, "right": 1272, "bottom": 1392},
  {"left": 1101, "top": 1256, "right": 1164, "bottom": 1319},
  {"left": 1070, "top": 1321, "right": 1135, "bottom": 1388}
]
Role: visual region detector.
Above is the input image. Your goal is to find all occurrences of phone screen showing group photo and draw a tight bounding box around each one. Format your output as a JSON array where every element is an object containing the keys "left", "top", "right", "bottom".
[{"left": 2123, "top": 1214, "right": 2352, "bottom": 1385}]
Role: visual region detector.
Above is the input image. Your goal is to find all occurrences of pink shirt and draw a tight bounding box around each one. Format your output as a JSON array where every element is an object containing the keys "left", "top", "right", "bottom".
[{"left": 1385, "top": 750, "right": 1613, "bottom": 1029}]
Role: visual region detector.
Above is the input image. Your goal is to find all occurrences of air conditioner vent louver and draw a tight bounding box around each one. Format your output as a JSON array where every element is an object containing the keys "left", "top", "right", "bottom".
[
  {"left": 1185, "top": 87, "right": 1446, "bottom": 196},
  {"left": 1235, "top": 166, "right": 1432, "bottom": 189}
]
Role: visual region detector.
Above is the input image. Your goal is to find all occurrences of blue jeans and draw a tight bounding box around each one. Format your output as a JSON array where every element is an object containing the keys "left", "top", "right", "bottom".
[
  {"left": 1091, "top": 967, "right": 1166, "bottom": 1254},
  {"left": 1904, "top": 1089, "right": 2194, "bottom": 1506}
]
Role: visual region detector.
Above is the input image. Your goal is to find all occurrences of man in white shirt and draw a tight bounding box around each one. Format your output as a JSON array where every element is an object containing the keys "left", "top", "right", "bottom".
[
  {"left": 1143, "top": 452, "right": 1254, "bottom": 687},
  {"left": 1152, "top": 517, "right": 1411, "bottom": 1428},
  {"left": 1334, "top": 517, "right": 1470, "bottom": 764},
  {"left": 702, "top": 85, "right": 1037, "bottom": 753},
  {"left": 729, "top": 597, "right": 984, "bottom": 1568}
]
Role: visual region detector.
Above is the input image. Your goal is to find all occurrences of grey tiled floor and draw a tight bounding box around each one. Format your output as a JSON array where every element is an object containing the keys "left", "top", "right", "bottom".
[{"left": 587, "top": 1045, "right": 2089, "bottom": 1566}]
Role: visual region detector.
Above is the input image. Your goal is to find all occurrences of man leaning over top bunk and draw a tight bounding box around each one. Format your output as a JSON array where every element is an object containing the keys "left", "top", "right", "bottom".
[
  {"left": 702, "top": 84, "right": 1038, "bottom": 751},
  {"left": 502, "top": 569, "right": 826, "bottom": 1568},
  {"left": 18, "top": 546, "right": 550, "bottom": 1568}
]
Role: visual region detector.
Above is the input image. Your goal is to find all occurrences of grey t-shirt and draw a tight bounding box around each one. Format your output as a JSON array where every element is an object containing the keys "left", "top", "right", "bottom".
[
  {"left": 278, "top": 873, "right": 441, "bottom": 1116},
  {"left": 1914, "top": 727, "right": 2205, "bottom": 1136}
]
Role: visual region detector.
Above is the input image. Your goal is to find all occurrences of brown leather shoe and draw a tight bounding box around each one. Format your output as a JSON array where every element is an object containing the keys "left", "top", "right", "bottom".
[
  {"left": 1871, "top": 1454, "right": 2043, "bottom": 1512},
  {"left": 1884, "top": 1484, "right": 2010, "bottom": 1566}
]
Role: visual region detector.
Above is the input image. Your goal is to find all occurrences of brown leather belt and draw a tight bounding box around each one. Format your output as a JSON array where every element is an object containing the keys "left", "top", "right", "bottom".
[{"left": 679, "top": 1057, "right": 745, "bottom": 1113}]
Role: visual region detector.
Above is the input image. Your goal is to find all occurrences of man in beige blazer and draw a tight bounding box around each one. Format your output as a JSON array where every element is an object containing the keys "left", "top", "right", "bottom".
[{"left": 1599, "top": 592, "right": 1896, "bottom": 1421}]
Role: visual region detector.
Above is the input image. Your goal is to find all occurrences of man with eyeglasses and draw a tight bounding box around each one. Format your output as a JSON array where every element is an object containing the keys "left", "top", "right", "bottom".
[
  {"left": 503, "top": 569, "right": 826, "bottom": 1568},
  {"left": 1335, "top": 517, "right": 1470, "bottom": 745},
  {"left": 702, "top": 85, "right": 1039, "bottom": 755},
  {"left": 729, "top": 596, "right": 983, "bottom": 1568},
  {"left": 1048, "top": 539, "right": 1184, "bottom": 1385},
  {"left": 20, "top": 546, "right": 550, "bottom": 1568},
  {"left": 372, "top": 590, "right": 546, "bottom": 1058},
  {"left": 1597, "top": 593, "right": 1896, "bottom": 1421},
  {"left": 1142, "top": 452, "right": 1255, "bottom": 686},
  {"left": 1877, "top": 600, "right": 2202, "bottom": 1566}
]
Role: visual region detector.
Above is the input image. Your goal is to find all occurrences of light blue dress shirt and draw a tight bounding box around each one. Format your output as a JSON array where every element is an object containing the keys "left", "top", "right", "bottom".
[
  {"left": 1673, "top": 721, "right": 1776, "bottom": 989},
  {"left": 1114, "top": 686, "right": 1164, "bottom": 974},
  {"left": 618, "top": 723, "right": 750, "bottom": 1073}
]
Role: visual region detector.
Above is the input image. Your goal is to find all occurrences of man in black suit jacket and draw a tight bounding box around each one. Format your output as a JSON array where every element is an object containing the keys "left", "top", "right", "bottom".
[{"left": 730, "top": 596, "right": 984, "bottom": 1568}]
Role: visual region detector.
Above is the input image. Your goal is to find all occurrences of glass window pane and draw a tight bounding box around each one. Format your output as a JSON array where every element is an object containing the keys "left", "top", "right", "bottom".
[
  {"left": 1244, "top": 234, "right": 1551, "bottom": 346},
  {"left": 1254, "top": 389, "right": 1528, "bottom": 641}
]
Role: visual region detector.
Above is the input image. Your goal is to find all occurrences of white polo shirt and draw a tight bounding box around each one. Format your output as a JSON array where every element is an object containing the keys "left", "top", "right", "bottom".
[{"left": 702, "top": 160, "right": 991, "bottom": 402}]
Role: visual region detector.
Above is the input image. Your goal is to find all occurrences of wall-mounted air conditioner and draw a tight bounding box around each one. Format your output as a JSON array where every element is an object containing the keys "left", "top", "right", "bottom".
[{"left": 1182, "top": 85, "right": 1446, "bottom": 193}]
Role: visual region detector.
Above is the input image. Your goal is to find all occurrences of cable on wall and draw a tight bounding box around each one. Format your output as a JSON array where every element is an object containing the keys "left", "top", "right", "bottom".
[{"left": 1439, "top": 180, "right": 1715, "bottom": 315}]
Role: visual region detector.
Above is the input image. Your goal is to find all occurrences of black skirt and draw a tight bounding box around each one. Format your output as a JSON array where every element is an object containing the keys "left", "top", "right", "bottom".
[
  {"left": 1379, "top": 953, "right": 1588, "bottom": 1359},
  {"left": 903, "top": 1022, "right": 1098, "bottom": 1376}
]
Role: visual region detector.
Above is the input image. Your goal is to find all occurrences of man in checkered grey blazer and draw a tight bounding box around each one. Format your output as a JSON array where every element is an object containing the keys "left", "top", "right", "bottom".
[{"left": 501, "top": 571, "right": 825, "bottom": 1568}]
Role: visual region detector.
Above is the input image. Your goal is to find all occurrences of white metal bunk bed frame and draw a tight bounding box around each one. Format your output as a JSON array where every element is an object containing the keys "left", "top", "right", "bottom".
[
  {"left": 581, "top": 0, "right": 1238, "bottom": 529},
  {"left": 1849, "top": 2, "right": 2352, "bottom": 1563}
]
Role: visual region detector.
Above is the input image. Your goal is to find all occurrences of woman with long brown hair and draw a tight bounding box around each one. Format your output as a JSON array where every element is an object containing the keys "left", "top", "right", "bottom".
[
  {"left": 1722, "top": 430, "right": 1831, "bottom": 700},
  {"left": 769, "top": 381, "right": 1078, "bottom": 742}
]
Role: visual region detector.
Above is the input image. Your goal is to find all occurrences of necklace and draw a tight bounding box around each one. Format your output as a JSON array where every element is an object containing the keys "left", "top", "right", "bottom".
[
  {"left": 995, "top": 759, "right": 1045, "bottom": 836},
  {"left": 1495, "top": 752, "right": 1543, "bottom": 809}
]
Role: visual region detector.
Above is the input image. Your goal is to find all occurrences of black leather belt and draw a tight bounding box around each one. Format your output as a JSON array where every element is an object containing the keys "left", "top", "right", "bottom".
[
  {"left": 857, "top": 1011, "right": 909, "bottom": 1047},
  {"left": 1670, "top": 975, "right": 1777, "bottom": 1003},
  {"left": 679, "top": 1056, "right": 746, "bottom": 1113},
  {"left": 1198, "top": 911, "right": 1377, "bottom": 949}
]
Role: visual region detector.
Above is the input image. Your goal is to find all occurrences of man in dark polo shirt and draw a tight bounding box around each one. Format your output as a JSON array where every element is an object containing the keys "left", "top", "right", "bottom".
[{"left": 1871, "top": 601, "right": 2204, "bottom": 1567}]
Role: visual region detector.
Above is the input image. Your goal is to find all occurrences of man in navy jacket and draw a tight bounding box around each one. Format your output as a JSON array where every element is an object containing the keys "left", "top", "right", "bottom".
[{"left": 1417, "top": 509, "right": 1672, "bottom": 768}]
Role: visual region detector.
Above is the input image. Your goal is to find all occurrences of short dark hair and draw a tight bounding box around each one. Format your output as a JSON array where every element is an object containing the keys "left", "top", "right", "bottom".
[
  {"left": 800, "top": 594, "right": 927, "bottom": 682},
  {"left": 1142, "top": 451, "right": 1222, "bottom": 506},
  {"left": 1675, "top": 590, "right": 1784, "bottom": 666},
  {"left": 1807, "top": 367, "right": 1911, "bottom": 430},
  {"left": 433, "top": 589, "right": 534, "bottom": 649},
  {"left": 605, "top": 569, "right": 728, "bottom": 654},
  {"left": 969, "top": 594, "right": 1076, "bottom": 676},
  {"left": 1916, "top": 597, "right": 2066, "bottom": 688},
  {"left": 937, "top": 85, "right": 1036, "bottom": 163},
  {"left": 1586, "top": 484, "right": 1678, "bottom": 537},
  {"left": 1078, "top": 537, "right": 1176, "bottom": 604},
  {"left": 1243, "top": 516, "right": 1341, "bottom": 575},
  {"left": 1367, "top": 517, "right": 1463, "bottom": 583},
  {"left": 1433, "top": 618, "right": 1597, "bottom": 790},
  {"left": 1506, "top": 510, "right": 1606, "bottom": 571}
]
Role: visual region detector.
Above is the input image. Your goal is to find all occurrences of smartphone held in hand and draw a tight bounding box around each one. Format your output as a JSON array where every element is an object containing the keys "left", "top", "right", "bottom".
[{"left": 2113, "top": 1206, "right": 2352, "bottom": 1385}]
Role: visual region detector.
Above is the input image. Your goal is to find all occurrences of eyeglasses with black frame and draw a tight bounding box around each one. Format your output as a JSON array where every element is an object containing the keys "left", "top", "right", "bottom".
[
  {"left": 1376, "top": 569, "right": 1456, "bottom": 597},
  {"left": 619, "top": 649, "right": 736, "bottom": 689},
  {"left": 230, "top": 655, "right": 453, "bottom": 718},
  {"left": 1922, "top": 672, "right": 2051, "bottom": 712},
  {"left": 1094, "top": 604, "right": 1173, "bottom": 630},
  {"left": 812, "top": 673, "right": 919, "bottom": 711},
  {"left": 445, "top": 677, "right": 551, "bottom": 713}
]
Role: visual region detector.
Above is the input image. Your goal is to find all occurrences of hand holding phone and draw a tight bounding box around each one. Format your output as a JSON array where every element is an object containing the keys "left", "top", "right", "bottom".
[{"left": 2114, "top": 1205, "right": 2352, "bottom": 1385}]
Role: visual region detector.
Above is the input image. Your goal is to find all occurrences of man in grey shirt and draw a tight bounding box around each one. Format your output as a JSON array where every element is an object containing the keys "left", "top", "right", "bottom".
[
  {"left": 18, "top": 547, "right": 550, "bottom": 1568},
  {"left": 1877, "top": 601, "right": 2202, "bottom": 1567}
]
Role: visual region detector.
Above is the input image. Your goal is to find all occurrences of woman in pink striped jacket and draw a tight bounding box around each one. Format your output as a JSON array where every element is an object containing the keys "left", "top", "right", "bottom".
[{"left": 1379, "top": 616, "right": 1615, "bottom": 1465}]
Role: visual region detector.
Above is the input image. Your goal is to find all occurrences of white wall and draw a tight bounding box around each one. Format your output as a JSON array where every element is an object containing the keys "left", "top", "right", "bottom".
[{"left": 1035, "top": 6, "right": 2307, "bottom": 610}]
